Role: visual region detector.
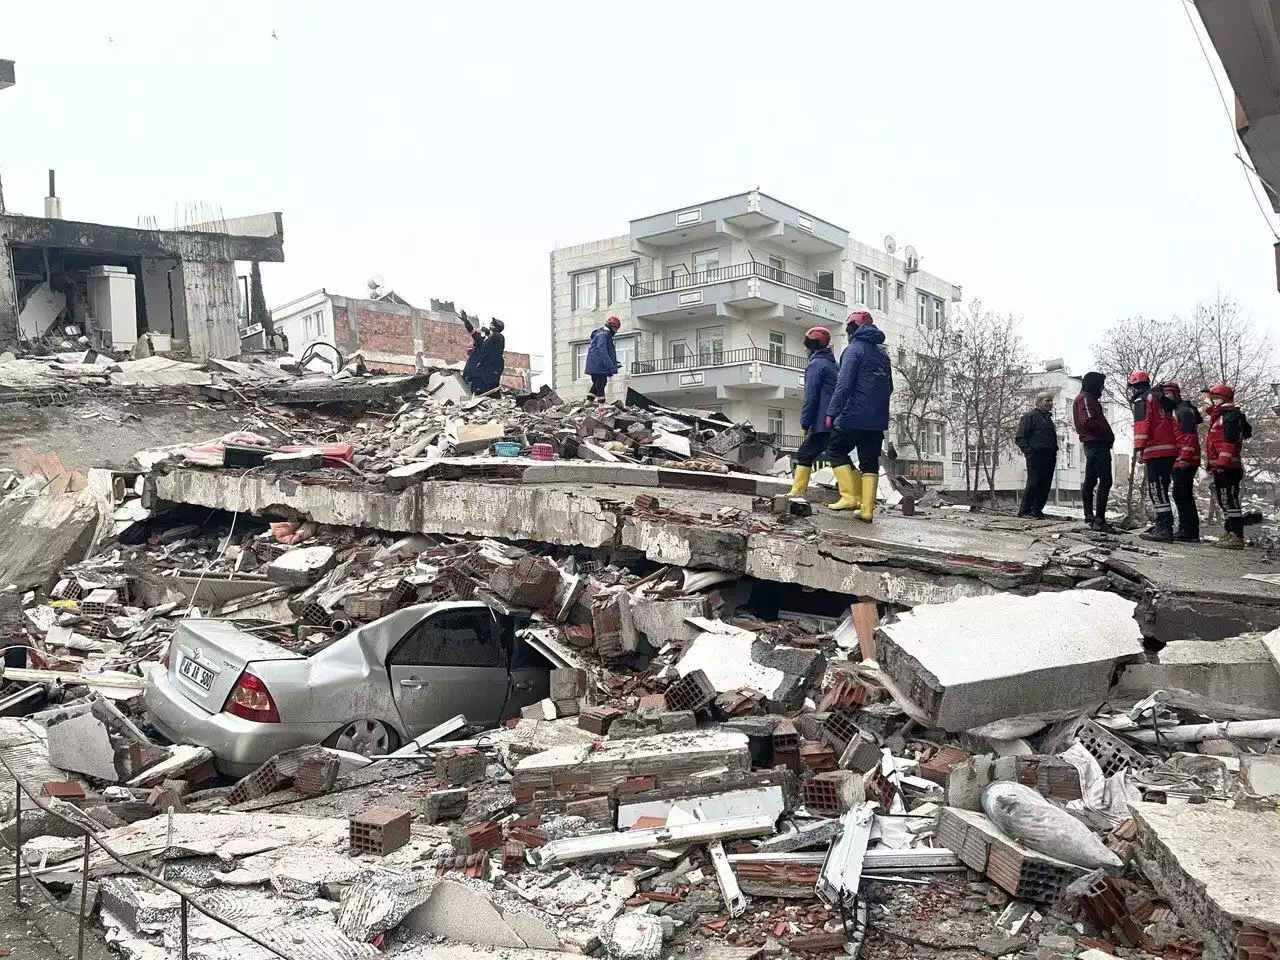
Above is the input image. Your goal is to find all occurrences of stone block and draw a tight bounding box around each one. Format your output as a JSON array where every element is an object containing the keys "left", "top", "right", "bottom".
[
  {"left": 436, "top": 748, "right": 487, "bottom": 787},
  {"left": 1118, "top": 636, "right": 1280, "bottom": 711},
  {"left": 876, "top": 591, "right": 1144, "bottom": 731},
  {"left": 550, "top": 668, "right": 588, "bottom": 702}
]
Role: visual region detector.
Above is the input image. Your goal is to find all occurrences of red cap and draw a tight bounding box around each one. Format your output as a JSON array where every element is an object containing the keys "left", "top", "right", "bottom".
[
  {"left": 1207, "top": 383, "right": 1235, "bottom": 402},
  {"left": 1163, "top": 381, "right": 1181, "bottom": 394},
  {"left": 803, "top": 326, "right": 831, "bottom": 347},
  {"left": 847, "top": 310, "right": 874, "bottom": 327},
  {"left": 1127, "top": 370, "right": 1150, "bottom": 386},
  {"left": 605, "top": 316, "right": 621, "bottom": 330}
]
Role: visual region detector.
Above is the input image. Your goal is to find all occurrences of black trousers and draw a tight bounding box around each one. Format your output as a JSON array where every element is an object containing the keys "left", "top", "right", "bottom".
[
  {"left": 1020, "top": 450, "right": 1056, "bottom": 516},
  {"left": 588, "top": 374, "right": 608, "bottom": 398},
  {"left": 793, "top": 430, "right": 830, "bottom": 468},
  {"left": 1145, "top": 457, "right": 1175, "bottom": 522},
  {"left": 1171, "top": 465, "right": 1199, "bottom": 537},
  {"left": 1213, "top": 466, "right": 1244, "bottom": 534},
  {"left": 824, "top": 428, "right": 883, "bottom": 473},
  {"left": 1081, "top": 442, "right": 1112, "bottom": 521}
]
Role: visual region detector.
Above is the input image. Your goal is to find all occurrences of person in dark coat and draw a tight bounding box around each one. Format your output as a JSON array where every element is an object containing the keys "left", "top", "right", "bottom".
[
  {"left": 473, "top": 318, "right": 506, "bottom": 393},
  {"left": 787, "top": 326, "right": 839, "bottom": 496},
  {"left": 1015, "top": 391, "right": 1059, "bottom": 518},
  {"left": 1165, "top": 381, "right": 1204, "bottom": 542},
  {"left": 1072, "top": 371, "right": 1115, "bottom": 531},
  {"left": 822, "top": 310, "right": 893, "bottom": 521},
  {"left": 460, "top": 311, "right": 485, "bottom": 392},
  {"left": 583, "top": 316, "right": 622, "bottom": 399}
]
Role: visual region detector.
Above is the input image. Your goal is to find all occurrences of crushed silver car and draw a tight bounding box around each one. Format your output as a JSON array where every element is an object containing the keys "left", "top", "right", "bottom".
[{"left": 144, "top": 600, "right": 555, "bottom": 775}]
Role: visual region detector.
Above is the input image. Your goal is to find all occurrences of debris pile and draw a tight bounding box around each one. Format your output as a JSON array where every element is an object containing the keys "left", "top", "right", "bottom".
[{"left": 4, "top": 375, "right": 1280, "bottom": 960}]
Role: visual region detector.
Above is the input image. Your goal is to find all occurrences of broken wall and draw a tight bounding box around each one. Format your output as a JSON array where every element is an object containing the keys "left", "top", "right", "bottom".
[{"left": 181, "top": 260, "right": 240, "bottom": 359}]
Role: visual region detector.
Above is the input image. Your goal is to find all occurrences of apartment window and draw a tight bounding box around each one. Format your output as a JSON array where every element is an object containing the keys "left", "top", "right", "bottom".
[
  {"left": 302, "top": 310, "right": 326, "bottom": 340},
  {"left": 895, "top": 281, "right": 905, "bottom": 300},
  {"left": 871, "top": 275, "right": 886, "bottom": 311},
  {"left": 967, "top": 446, "right": 995, "bottom": 467},
  {"left": 692, "top": 250, "right": 719, "bottom": 276},
  {"left": 922, "top": 419, "right": 945, "bottom": 457},
  {"left": 696, "top": 325, "right": 724, "bottom": 364},
  {"left": 609, "top": 263, "right": 634, "bottom": 305},
  {"left": 571, "top": 342, "right": 589, "bottom": 380},
  {"left": 932, "top": 298, "right": 944, "bottom": 330},
  {"left": 767, "top": 408, "right": 785, "bottom": 436},
  {"left": 951, "top": 448, "right": 963, "bottom": 464},
  {"left": 768, "top": 331, "right": 785, "bottom": 364},
  {"left": 855, "top": 268, "right": 869, "bottom": 306},
  {"left": 670, "top": 340, "right": 690, "bottom": 365},
  {"left": 573, "top": 271, "right": 598, "bottom": 311},
  {"left": 766, "top": 256, "right": 785, "bottom": 279},
  {"left": 917, "top": 292, "right": 930, "bottom": 326},
  {"left": 614, "top": 335, "right": 637, "bottom": 375}
]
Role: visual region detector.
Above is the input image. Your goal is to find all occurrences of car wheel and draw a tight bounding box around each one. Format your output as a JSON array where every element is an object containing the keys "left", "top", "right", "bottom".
[{"left": 327, "top": 719, "right": 397, "bottom": 758}]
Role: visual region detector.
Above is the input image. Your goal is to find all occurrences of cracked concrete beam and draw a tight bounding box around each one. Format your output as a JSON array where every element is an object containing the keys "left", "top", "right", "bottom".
[{"left": 620, "top": 517, "right": 747, "bottom": 571}]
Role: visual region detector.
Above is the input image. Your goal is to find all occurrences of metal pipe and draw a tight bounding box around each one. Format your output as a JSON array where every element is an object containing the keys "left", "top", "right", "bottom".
[
  {"left": 180, "top": 898, "right": 188, "bottom": 960},
  {"left": 13, "top": 782, "right": 21, "bottom": 905}
]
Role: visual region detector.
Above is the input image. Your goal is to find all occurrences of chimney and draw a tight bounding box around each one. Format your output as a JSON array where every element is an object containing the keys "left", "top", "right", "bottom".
[{"left": 44, "top": 169, "right": 62, "bottom": 219}]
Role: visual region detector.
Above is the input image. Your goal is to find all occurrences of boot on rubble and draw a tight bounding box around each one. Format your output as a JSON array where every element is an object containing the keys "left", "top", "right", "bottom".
[
  {"left": 1173, "top": 525, "right": 1199, "bottom": 543},
  {"left": 1139, "top": 516, "right": 1174, "bottom": 543},
  {"left": 855, "top": 472, "right": 878, "bottom": 523},
  {"left": 828, "top": 466, "right": 861, "bottom": 511},
  {"left": 1214, "top": 532, "right": 1245, "bottom": 550},
  {"left": 787, "top": 466, "right": 812, "bottom": 497}
]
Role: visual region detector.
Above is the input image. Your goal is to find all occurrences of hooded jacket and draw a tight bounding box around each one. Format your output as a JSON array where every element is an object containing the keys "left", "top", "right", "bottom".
[
  {"left": 800, "top": 346, "right": 838, "bottom": 433},
  {"left": 1073, "top": 372, "right": 1114, "bottom": 446},
  {"left": 1206, "top": 402, "right": 1248, "bottom": 470},
  {"left": 474, "top": 329, "right": 506, "bottom": 391},
  {"left": 1172, "top": 398, "right": 1204, "bottom": 468},
  {"left": 828, "top": 323, "right": 894, "bottom": 432},
  {"left": 583, "top": 327, "right": 620, "bottom": 377},
  {"left": 1132, "top": 384, "right": 1178, "bottom": 462}
]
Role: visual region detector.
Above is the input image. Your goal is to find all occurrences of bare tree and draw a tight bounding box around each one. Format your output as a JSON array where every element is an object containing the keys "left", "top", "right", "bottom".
[
  {"left": 1177, "top": 291, "right": 1276, "bottom": 412},
  {"left": 1090, "top": 316, "right": 1188, "bottom": 518},
  {"left": 891, "top": 315, "right": 960, "bottom": 474},
  {"left": 948, "top": 301, "right": 1031, "bottom": 500}
]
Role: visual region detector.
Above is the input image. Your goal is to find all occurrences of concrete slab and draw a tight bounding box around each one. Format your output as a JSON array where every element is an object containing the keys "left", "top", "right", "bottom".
[
  {"left": 1117, "top": 636, "right": 1280, "bottom": 710},
  {"left": 1133, "top": 800, "right": 1280, "bottom": 960},
  {"left": 1107, "top": 548, "right": 1280, "bottom": 642},
  {"left": 877, "top": 590, "right": 1144, "bottom": 732},
  {"left": 0, "top": 492, "right": 100, "bottom": 591}
]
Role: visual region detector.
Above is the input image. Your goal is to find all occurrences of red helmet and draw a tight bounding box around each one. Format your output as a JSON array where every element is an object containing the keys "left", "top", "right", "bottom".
[
  {"left": 803, "top": 326, "right": 831, "bottom": 348},
  {"left": 847, "top": 310, "right": 874, "bottom": 327},
  {"left": 1207, "top": 383, "right": 1235, "bottom": 402},
  {"left": 1163, "top": 381, "right": 1181, "bottom": 395},
  {"left": 605, "top": 316, "right": 622, "bottom": 331},
  {"left": 1127, "top": 370, "right": 1150, "bottom": 386}
]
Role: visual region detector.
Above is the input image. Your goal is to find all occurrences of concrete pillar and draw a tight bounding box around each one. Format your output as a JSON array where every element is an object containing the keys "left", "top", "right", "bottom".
[
  {"left": 0, "top": 241, "right": 17, "bottom": 351},
  {"left": 181, "top": 259, "right": 240, "bottom": 359}
]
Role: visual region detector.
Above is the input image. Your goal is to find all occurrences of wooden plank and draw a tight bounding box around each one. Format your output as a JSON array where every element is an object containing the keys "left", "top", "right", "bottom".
[{"left": 852, "top": 600, "right": 878, "bottom": 662}]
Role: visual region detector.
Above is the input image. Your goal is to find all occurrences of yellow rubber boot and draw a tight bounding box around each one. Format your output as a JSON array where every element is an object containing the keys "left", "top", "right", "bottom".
[
  {"left": 829, "top": 466, "right": 861, "bottom": 511},
  {"left": 856, "top": 472, "right": 878, "bottom": 522},
  {"left": 787, "top": 465, "right": 812, "bottom": 497}
]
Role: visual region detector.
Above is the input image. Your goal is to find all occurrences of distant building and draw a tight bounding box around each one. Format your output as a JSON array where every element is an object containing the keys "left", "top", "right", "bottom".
[
  {"left": 550, "top": 190, "right": 962, "bottom": 463},
  {"left": 271, "top": 289, "right": 533, "bottom": 391}
]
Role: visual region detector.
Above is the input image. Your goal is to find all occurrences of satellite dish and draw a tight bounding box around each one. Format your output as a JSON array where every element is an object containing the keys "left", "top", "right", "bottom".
[
  {"left": 884, "top": 235, "right": 897, "bottom": 255},
  {"left": 367, "top": 274, "right": 384, "bottom": 293}
]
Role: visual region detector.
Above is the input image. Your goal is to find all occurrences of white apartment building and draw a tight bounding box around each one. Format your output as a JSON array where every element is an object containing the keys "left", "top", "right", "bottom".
[
  {"left": 937, "top": 361, "right": 1133, "bottom": 505},
  {"left": 550, "top": 191, "right": 962, "bottom": 460}
]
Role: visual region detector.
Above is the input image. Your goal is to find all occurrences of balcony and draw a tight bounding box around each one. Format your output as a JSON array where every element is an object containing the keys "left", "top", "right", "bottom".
[
  {"left": 629, "top": 346, "right": 807, "bottom": 397},
  {"left": 630, "top": 191, "right": 849, "bottom": 255},
  {"left": 630, "top": 261, "right": 847, "bottom": 326}
]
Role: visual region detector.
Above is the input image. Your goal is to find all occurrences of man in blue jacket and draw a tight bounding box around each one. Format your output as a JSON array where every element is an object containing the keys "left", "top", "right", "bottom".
[
  {"left": 788, "top": 326, "right": 839, "bottom": 496},
  {"left": 584, "top": 316, "right": 622, "bottom": 399},
  {"left": 823, "top": 310, "right": 894, "bottom": 520}
]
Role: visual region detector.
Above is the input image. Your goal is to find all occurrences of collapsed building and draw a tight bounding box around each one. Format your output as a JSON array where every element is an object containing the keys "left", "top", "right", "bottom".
[
  {"left": 0, "top": 187, "right": 284, "bottom": 359},
  {"left": 2, "top": 353, "right": 1280, "bottom": 960}
]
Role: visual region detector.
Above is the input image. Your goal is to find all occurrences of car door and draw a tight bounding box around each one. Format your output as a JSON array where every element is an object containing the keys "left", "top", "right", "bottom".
[
  {"left": 503, "top": 620, "right": 553, "bottom": 721},
  {"left": 388, "top": 605, "right": 509, "bottom": 737}
]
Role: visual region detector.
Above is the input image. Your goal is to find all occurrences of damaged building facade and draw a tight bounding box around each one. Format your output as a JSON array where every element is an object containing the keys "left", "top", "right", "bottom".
[
  {"left": 0, "top": 206, "right": 285, "bottom": 359},
  {"left": 271, "top": 288, "right": 535, "bottom": 391}
]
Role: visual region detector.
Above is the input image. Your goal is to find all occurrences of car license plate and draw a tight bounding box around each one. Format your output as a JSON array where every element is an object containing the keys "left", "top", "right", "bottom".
[{"left": 178, "top": 656, "right": 215, "bottom": 691}]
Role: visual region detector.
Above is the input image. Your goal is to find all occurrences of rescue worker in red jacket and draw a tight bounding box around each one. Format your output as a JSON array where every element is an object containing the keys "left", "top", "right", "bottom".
[
  {"left": 1204, "top": 383, "right": 1250, "bottom": 550},
  {"left": 1130, "top": 370, "right": 1179, "bottom": 542},
  {"left": 1164, "top": 382, "right": 1204, "bottom": 543}
]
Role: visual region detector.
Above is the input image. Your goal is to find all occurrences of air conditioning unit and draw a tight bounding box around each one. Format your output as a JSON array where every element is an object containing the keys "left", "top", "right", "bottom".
[{"left": 905, "top": 245, "right": 920, "bottom": 275}]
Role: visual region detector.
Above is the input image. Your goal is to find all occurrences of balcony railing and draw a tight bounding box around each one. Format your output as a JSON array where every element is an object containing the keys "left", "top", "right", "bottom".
[
  {"left": 632, "top": 347, "right": 808, "bottom": 375},
  {"left": 632, "top": 262, "right": 847, "bottom": 303},
  {"left": 772, "top": 433, "right": 806, "bottom": 450}
]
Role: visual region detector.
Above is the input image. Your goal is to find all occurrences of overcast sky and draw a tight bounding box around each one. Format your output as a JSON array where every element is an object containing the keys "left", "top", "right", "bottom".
[{"left": 2, "top": 1, "right": 1276, "bottom": 375}]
